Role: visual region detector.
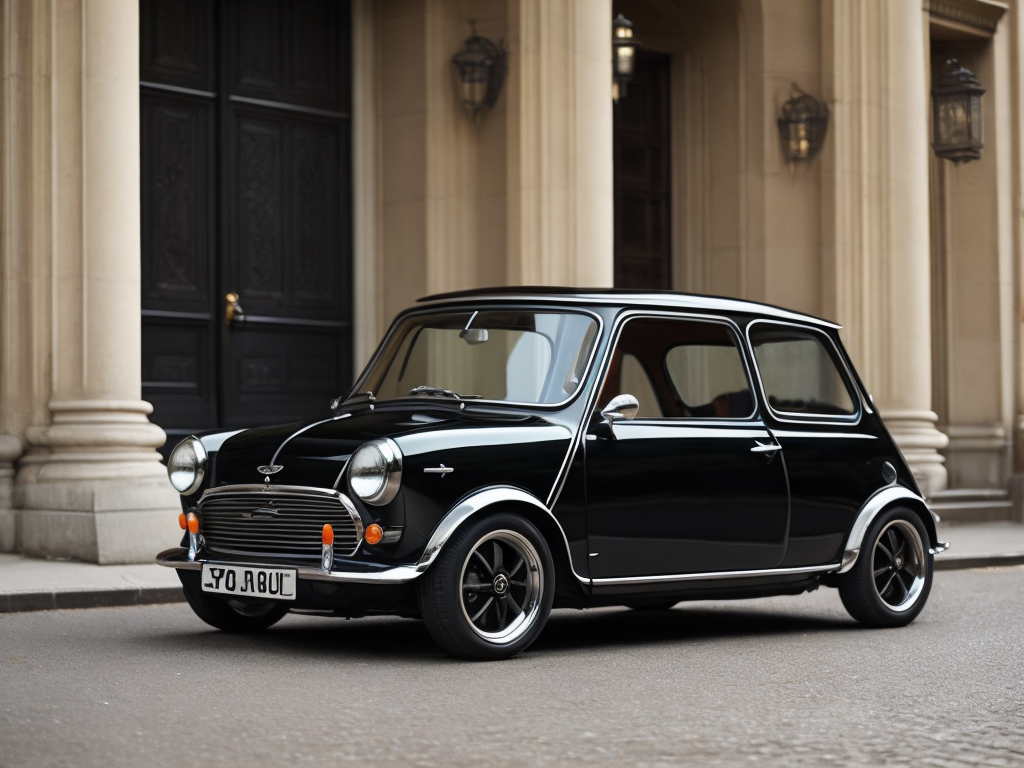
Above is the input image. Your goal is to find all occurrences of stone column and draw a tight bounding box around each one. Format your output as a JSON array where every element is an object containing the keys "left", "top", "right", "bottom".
[
  {"left": 822, "top": 0, "right": 948, "bottom": 495},
  {"left": 14, "top": 0, "right": 180, "bottom": 563},
  {"left": 506, "top": 0, "right": 614, "bottom": 287}
]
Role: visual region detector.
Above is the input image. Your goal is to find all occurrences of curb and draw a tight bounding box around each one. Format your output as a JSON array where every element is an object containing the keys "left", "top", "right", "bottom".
[
  {"left": 935, "top": 553, "right": 1024, "bottom": 571},
  {"left": 0, "top": 586, "right": 184, "bottom": 614}
]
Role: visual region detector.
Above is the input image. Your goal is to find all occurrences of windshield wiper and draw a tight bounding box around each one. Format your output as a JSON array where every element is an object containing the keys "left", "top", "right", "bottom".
[{"left": 408, "top": 386, "right": 481, "bottom": 400}]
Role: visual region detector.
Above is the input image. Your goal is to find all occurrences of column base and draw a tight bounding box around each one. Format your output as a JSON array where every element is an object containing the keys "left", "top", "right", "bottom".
[
  {"left": 0, "top": 434, "right": 23, "bottom": 553},
  {"left": 884, "top": 409, "right": 949, "bottom": 498},
  {"left": 15, "top": 477, "right": 181, "bottom": 564}
]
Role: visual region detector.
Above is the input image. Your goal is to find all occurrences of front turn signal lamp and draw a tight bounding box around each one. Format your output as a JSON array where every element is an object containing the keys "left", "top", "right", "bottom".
[
  {"left": 365, "top": 523, "right": 384, "bottom": 545},
  {"left": 178, "top": 512, "right": 187, "bottom": 530}
]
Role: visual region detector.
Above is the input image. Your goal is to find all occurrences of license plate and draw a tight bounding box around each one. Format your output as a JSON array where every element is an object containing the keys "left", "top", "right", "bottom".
[{"left": 201, "top": 564, "right": 297, "bottom": 601}]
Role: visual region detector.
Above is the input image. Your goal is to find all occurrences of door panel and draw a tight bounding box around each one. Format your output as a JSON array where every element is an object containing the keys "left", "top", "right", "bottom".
[
  {"left": 141, "top": 0, "right": 352, "bottom": 448},
  {"left": 585, "top": 423, "right": 790, "bottom": 579}
]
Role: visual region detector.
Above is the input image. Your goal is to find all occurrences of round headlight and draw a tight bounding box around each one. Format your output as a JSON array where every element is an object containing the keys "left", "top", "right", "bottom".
[
  {"left": 349, "top": 438, "right": 402, "bottom": 505},
  {"left": 168, "top": 436, "right": 207, "bottom": 495}
]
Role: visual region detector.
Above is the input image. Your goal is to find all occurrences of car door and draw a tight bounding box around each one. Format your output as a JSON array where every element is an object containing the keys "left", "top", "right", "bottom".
[
  {"left": 746, "top": 321, "right": 887, "bottom": 568},
  {"left": 585, "top": 315, "right": 790, "bottom": 580}
]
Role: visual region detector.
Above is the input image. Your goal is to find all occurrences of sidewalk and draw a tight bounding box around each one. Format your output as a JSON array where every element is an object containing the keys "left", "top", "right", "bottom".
[{"left": 1, "top": 521, "right": 1022, "bottom": 614}]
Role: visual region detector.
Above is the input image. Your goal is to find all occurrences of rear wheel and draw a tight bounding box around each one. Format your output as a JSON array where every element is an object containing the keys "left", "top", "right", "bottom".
[
  {"left": 838, "top": 506, "right": 932, "bottom": 627},
  {"left": 178, "top": 570, "right": 289, "bottom": 633},
  {"left": 418, "top": 513, "right": 554, "bottom": 660}
]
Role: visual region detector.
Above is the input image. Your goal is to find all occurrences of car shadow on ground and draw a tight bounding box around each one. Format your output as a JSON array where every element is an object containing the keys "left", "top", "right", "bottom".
[{"left": 136, "top": 600, "right": 855, "bottom": 662}]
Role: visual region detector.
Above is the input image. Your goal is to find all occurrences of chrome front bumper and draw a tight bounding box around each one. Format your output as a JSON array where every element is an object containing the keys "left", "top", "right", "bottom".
[{"left": 156, "top": 547, "right": 426, "bottom": 585}]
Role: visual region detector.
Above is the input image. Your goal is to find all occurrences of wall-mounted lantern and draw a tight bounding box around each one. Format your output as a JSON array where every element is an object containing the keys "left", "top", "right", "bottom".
[
  {"left": 451, "top": 22, "right": 507, "bottom": 122},
  {"left": 612, "top": 14, "right": 639, "bottom": 103},
  {"left": 931, "top": 58, "right": 985, "bottom": 164},
  {"left": 777, "top": 84, "right": 830, "bottom": 163}
]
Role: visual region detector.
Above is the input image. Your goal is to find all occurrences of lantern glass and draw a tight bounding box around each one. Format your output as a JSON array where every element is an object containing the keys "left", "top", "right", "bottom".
[{"left": 615, "top": 45, "right": 635, "bottom": 78}]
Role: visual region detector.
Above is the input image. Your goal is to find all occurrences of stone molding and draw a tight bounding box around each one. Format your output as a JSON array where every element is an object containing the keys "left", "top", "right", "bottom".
[{"left": 925, "top": 0, "right": 1008, "bottom": 35}]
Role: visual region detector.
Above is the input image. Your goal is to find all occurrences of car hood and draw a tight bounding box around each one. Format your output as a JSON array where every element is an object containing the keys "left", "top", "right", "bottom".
[{"left": 211, "top": 404, "right": 573, "bottom": 489}]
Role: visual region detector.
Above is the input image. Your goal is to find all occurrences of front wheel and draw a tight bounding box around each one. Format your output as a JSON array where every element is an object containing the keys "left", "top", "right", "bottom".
[
  {"left": 178, "top": 570, "right": 290, "bottom": 633},
  {"left": 417, "top": 513, "right": 555, "bottom": 660},
  {"left": 838, "top": 506, "right": 932, "bottom": 627}
]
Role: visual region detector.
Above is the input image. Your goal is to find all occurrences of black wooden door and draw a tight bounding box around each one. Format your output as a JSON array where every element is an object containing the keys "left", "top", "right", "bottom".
[
  {"left": 141, "top": 0, "right": 352, "bottom": 449},
  {"left": 613, "top": 50, "right": 671, "bottom": 290}
]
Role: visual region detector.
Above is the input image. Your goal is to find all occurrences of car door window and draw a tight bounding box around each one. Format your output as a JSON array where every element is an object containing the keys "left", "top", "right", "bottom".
[{"left": 600, "top": 317, "right": 753, "bottom": 419}]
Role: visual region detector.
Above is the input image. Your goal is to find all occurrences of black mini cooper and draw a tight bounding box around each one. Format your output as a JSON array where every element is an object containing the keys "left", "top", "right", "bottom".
[{"left": 158, "top": 288, "right": 948, "bottom": 659}]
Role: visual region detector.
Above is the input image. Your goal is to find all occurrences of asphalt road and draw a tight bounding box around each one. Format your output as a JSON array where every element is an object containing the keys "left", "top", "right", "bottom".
[{"left": 2, "top": 567, "right": 1022, "bottom": 768}]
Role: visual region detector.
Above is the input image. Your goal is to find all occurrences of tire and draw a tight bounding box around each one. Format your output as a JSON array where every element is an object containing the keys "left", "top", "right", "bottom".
[
  {"left": 838, "top": 506, "right": 933, "bottom": 627},
  {"left": 417, "top": 512, "right": 555, "bottom": 660},
  {"left": 178, "top": 570, "right": 290, "bottom": 633}
]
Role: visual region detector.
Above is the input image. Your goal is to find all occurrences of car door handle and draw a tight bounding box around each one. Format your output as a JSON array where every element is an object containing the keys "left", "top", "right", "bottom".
[{"left": 751, "top": 441, "right": 782, "bottom": 454}]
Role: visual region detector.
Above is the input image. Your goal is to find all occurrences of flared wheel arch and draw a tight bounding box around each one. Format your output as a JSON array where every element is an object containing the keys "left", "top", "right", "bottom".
[{"left": 839, "top": 488, "right": 938, "bottom": 575}]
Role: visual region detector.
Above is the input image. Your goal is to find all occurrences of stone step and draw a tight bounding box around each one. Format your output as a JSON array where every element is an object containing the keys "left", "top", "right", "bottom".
[{"left": 928, "top": 489, "right": 1015, "bottom": 524}]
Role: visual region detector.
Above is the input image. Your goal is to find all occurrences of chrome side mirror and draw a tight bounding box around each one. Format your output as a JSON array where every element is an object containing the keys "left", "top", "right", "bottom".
[{"left": 601, "top": 394, "right": 639, "bottom": 425}]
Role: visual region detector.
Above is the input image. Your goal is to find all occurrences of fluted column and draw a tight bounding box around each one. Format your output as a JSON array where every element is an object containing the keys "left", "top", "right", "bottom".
[
  {"left": 822, "top": 0, "right": 948, "bottom": 495},
  {"left": 14, "top": 0, "right": 179, "bottom": 562},
  {"left": 506, "top": 0, "right": 614, "bottom": 287}
]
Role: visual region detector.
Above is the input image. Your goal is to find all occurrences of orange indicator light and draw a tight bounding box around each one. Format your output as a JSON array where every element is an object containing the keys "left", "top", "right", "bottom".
[
  {"left": 322, "top": 524, "right": 334, "bottom": 546},
  {"left": 186, "top": 513, "right": 199, "bottom": 534},
  {"left": 365, "top": 523, "right": 383, "bottom": 545},
  {"left": 178, "top": 513, "right": 187, "bottom": 530}
]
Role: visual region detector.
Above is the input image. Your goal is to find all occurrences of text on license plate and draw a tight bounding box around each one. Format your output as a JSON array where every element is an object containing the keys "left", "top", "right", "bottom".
[{"left": 201, "top": 564, "right": 297, "bottom": 600}]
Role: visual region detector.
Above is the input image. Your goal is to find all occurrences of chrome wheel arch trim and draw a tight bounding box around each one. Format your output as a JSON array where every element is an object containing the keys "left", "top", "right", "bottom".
[
  {"left": 416, "top": 486, "right": 588, "bottom": 584},
  {"left": 839, "top": 486, "right": 940, "bottom": 574}
]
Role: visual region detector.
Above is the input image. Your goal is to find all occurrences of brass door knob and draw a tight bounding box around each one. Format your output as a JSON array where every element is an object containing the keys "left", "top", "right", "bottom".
[{"left": 225, "top": 292, "right": 245, "bottom": 326}]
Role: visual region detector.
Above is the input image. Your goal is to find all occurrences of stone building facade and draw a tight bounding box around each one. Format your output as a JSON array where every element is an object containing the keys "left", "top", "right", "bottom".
[{"left": 1, "top": 0, "right": 1022, "bottom": 563}]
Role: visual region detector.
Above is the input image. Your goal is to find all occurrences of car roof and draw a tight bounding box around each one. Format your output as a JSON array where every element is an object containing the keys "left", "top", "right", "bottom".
[{"left": 416, "top": 286, "right": 840, "bottom": 329}]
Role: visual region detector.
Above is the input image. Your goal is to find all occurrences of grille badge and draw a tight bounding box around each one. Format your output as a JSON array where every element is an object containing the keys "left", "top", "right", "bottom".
[
  {"left": 258, "top": 465, "right": 284, "bottom": 475},
  {"left": 242, "top": 507, "right": 280, "bottom": 519}
]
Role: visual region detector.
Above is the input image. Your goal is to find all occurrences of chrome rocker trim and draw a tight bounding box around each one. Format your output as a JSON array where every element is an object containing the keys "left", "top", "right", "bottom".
[
  {"left": 591, "top": 563, "right": 839, "bottom": 587},
  {"left": 838, "top": 485, "right": 947, "bottom": 574}
]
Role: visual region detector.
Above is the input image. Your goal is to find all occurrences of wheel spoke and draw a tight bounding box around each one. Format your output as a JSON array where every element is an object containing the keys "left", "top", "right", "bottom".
[
  {"left": 502, "top": 592, "right": 524, "bottom": 618},
  {"left": 876, "top": 540, "right": 893, "bottom": 561},
  {"left": 495, "top": 594, "right": 508, "bottom": 627},
  {"left": 508, "top": 555, "right": 525, "bottom": 578},
  {"left": 470, "top": 596, "right": 494, "bottom": 623},
  {"left": 509, "top": 580, "right": 526, "bottom": 588},
  {"left": 492, "top": 540, "right": 504, "bottom": 571},
  {"left": 463, "top": 582, "right": 491, "bottom": 593},
  {"left": 879, "top": 570, "right": 899, "bottom": 598},
  {"left": 892, "top": 571, "right": 909, "bottom": 602},
  {"left": 873, "top": 565, "right": 890, "bottom": 578},
  {"left": 892, "top": 530, "right": 906, "bottom": 560},
  {"left": 887, "top": 529, "right": 901, "bottom": 560},
  {"left": 472, "top": 549, "right": 494, "bottom": 576}
]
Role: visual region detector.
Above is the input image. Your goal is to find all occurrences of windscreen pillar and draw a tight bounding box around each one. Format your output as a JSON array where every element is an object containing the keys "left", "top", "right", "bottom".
[
  {"left": 12, "top": 0, "right": 180, "bottom": 563},
  {"left": 822, "top": 0, "right": 948, "bottom": 496}
]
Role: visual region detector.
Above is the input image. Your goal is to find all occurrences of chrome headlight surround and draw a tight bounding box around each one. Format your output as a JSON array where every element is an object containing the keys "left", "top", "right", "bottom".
[
  {"left": 167, "top": 436, "right": 207, "bottom": 496},
  {"left": 349, "top": 437, "right": 403, "bottom": 506}
]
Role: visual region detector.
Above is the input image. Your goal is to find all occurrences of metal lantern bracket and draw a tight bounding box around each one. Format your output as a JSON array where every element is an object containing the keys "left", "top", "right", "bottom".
[
  {"left": 777, "top": 83, "right": 830, "bottom": 165},
  {"left": 451, "top": 23, "right": 508, "bottom": 122}
]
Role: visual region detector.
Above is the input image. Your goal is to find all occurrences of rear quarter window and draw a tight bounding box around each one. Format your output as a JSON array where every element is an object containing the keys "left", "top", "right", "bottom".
[{"left": 749, "top": 325, "right": 857, "bottom": 418}]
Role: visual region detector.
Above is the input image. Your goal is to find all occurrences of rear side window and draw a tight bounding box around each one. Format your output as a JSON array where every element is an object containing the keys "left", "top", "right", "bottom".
[{"left": 749, "top": 326, "right": 857, "bottom": 418}]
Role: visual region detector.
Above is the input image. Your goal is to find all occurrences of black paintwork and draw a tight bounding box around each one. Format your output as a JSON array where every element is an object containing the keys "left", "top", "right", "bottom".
[{"left": 172, "top": 291, "right": 932, "bottom": 615}]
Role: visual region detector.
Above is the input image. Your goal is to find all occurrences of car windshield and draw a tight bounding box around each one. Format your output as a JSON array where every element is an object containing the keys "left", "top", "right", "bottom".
[{"left": 354, "top": 309, "right": 600, "bottom": 406}]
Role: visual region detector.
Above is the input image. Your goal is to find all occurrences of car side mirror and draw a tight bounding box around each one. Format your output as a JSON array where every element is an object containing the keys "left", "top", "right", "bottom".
[{"left": 601, "top": 394, "right": 639, "bottom": 426}]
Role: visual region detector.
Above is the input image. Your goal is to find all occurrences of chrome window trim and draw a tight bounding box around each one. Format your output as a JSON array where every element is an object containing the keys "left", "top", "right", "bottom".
[
  {"left": 346, "top": 304, "right": 605, "bottom": 412},
  {"left": 838, "top": 485, "right": 931, "bottom": 573},
  {"left": 416, "top": 293, "right": 841, "bottom": 330},
  {"left": 591, "top": 563, "right": 839, "bottom": 587},
  {"left": 745, "top": 319, "right": 865, "bottom": 427}
]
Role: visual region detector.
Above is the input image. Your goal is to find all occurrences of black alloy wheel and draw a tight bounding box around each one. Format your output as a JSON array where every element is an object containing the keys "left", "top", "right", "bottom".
[
  {"left": 418, "top": 512, "right": 554, "bottom": 660},
  {"left": 838, "top": 506, "right": 932, "bottom": 627},
  {"left": 178, "top": 570, "right": 289, "bottom": 632}
]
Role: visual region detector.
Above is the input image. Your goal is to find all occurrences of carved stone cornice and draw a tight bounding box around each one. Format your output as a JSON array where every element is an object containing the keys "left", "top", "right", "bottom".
[{"left": 925, "top": 0, "right": 1008, "bottom": 35}]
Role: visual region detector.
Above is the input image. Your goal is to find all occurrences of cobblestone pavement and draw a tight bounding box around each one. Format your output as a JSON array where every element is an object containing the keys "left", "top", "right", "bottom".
[{"left": 1, "top": 566, "right": 1022, "bottom": 767}]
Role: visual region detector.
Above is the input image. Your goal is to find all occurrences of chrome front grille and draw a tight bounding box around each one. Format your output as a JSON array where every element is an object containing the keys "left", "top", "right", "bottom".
[{"left": 198, "top": 485, "right": 363, "bottom": 564}]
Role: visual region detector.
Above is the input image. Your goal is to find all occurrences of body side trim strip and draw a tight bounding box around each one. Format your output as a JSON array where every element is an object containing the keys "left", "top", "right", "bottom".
[{"left": 591, "top": 563, "right": 838, "bottom": 587}]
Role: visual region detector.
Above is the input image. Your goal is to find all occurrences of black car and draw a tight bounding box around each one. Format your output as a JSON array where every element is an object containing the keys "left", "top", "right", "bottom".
[{"left": 158, "top": 288, "right": 948, "bottom": 659}]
